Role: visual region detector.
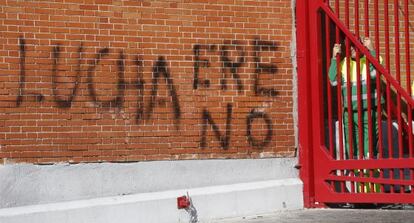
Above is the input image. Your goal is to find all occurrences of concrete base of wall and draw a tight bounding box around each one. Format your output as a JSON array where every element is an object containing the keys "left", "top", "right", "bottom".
[
  {"left": 0, "top": 178, "right": 302, "bottom": 223},
  {"left": 0, "top": 158, "right": 303, "bottom": 223}
]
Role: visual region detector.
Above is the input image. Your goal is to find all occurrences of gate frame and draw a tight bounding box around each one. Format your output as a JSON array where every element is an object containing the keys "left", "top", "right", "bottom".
[
  {"left": 297, "top": 0, "right": 414, "bottom": 208},
  {"left": 296, "top": 0, "right": 317, "bottom": 208},
  {"left": 296, "top": 0, "right": 311, "bottom": 207}
]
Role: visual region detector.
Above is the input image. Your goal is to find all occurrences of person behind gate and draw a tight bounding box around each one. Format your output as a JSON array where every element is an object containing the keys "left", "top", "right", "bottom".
[{"left": 328, "top": 37, "right": 384, "bottom": 160}]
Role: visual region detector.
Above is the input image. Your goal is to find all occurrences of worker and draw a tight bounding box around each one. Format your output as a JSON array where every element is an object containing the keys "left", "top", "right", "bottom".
[
  {"left": 328, "top": 36, "right": 384, "bottom": 160},
  {"left": 329, "top": 37, "right": 384, "bottom": 193}
]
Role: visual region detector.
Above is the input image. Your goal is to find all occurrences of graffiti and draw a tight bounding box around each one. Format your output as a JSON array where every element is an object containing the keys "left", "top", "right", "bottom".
[
  {"left": 220, "top": 40, "right": 245, "bottom": 92},
  {"left": 246, "top": 109, "right": 273, "bottom": 149},
  {"left": 17, "top": 37, "right": 25, "bottom": 107},
  {"left": 17, "top": 37, "right": 44, "bottom": 107},
  {"left": 253, "top": 38, "right": 278, "bottom": 97},
  {"left": 193, "top": 44, "right": 216, "bottom": 89},
  {"left": 193, "top": 39, "right": 278, "bottom": 96},
  {"left": 52, "top": 44, "right": 83, "bottom": 108},
  {"left": 193, "top": 39, "right": 279, "bottom": 149},
  {"left": 87, "top": 48, "right": 125, "bottom": 109},
  {"left": 145, "top": 56, "right": 181, "bottom": 126},
  {"left": 8, "top": 37, "right": 283, "bottom": 150},
  {"left": 133, "top": 56, "right": 145, "bottom": 124},
  {"left": 16, "top": 37, "right": 181, "bottom": 126},
  {"left": 200, "top": 103, "right": 232, "bottom": 150}
]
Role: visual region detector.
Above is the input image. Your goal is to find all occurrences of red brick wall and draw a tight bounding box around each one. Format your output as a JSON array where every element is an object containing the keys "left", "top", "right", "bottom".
[{"left": 0, "top": 0, "right": 295, "bottom": 164}]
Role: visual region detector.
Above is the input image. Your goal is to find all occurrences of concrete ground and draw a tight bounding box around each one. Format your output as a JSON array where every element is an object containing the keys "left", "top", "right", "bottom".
[{"left": 212, "top": 208, "right": 414, "bottom": 223}]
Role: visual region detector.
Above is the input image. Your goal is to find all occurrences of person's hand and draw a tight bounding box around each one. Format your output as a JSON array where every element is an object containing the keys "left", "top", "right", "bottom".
[
  {"left": 362, "top": 37, "right": 374, "bottom": 51},
  {"left": 332, "top": 43, "right": 341, "bottom": 57}
]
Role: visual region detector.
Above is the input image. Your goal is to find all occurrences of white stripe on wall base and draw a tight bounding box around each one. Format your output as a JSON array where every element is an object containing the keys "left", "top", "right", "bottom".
[{"left": 0, "top": 178, "right": 303, "bottom": 223}]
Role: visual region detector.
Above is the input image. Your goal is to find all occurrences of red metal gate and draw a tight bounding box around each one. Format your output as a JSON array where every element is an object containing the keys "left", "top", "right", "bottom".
[{"left": 297, "top": 0, "right": 414, "bottom": 207}]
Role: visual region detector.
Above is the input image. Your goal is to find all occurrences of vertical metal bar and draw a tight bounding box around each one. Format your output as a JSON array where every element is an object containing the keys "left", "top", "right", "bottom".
[
  {"left": 335, "top": 0, "right": 344, "bottom": 162},
  {"left": 363, "top": 0, "right": 375, "bottom": 193},
  {"left": 394, "top": 0, "right": 403, "bottom": 158},
  {"left": 345, "top": 1, "right": 354, "bottom": 161},
  {"left": 335, "top": 0, "right": 346, "bottom": 193},
  {"left": 317, "top": 13, "right": 327, "bottom": 167},
  {"left": 344, "top": 0, "right": 356, "bottom": 193},
  {"left": 374, "top": 0, "right": 382, "bottom": 158},
  {"left": 384, "top": 0, "right": 395, "bottom": 192},
  {"left": 364, "top": 0, "right": 369, "bottom": 36},
  {"left": 374, "top": 0, "right": 380, "bottom": 58},
  {"left": 404, "top": 0, "right": 411, "bottom": 96},
  {"left": 386, "top": 82, "right": 395, "bottom": 194},
  {"left": 363, "top": 0, "right": 373, "bottom": 160},
  {"left": 325, "top": 16, "right": 335, "bottom": 159},
  {"left": 384, "top": 0, "right": 391, "bottom": 70},
  {"left": 393, "top": 0, "right": 404, "bottom": 193},
  {"left": 345, "top": 0, "right": 354, "bottom": 159},
  {"left": 296, "top": 0, "right": 314, "bottom": 207},
  {"left": 345, "top": 0, "right": 350, "bottom": 29},
  {"left": 365, "top": 55, "right": 374, "bottom": 193},
  {"left": 366, "top": 69, "right": 375, "bottom": 192},
  {"left": 323, "top": 12, "right": 334, "bottom": 197},
  {"left": 354, "top": 0, "right": 365, "bottom": 192},
  {"left": 409, "top": 105, "right": 414, "bottom": 194},
  {"left": 384, "top": 2, "right": 393, "bottom": 189},
  {"left": 355, "top": 0, "right": 364, "bottom": 162},
  {"left": 346, "top": 37, "right": 356, "bottom": 192},
  {"left": 354, "top": 0, "right": 359, "bottom": 37},
  {"left": 404, "top": 0, "right": 414, "bottom": 194},
  {"left": 374, "top": 0, "right": 384, "bottom": 193}
]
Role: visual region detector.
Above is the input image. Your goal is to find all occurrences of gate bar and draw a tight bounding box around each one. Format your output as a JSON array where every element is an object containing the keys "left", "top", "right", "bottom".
[
  {"left": 383, "top": 0, "right": 394, "bottom": 193},
  {"left": 403, "top": 0, "right": 414, "bottom": 194},
  {"left": 335, "top": 0, "right": 345, "bottom": 162},
  {"left": 296, "top": 0, "right": 316, "bottom": 207},
  {"left": 325, "top": 15, "right": 335, "bottom": 158},
  {"left": 334, "top": 0, "right": 346, "bottom": 193},
  {"left": 394, "top": 0, "right": 404, "bottom": 160},
  {"left": 355, "top": 0, "right": 364, "bottom": 162}
]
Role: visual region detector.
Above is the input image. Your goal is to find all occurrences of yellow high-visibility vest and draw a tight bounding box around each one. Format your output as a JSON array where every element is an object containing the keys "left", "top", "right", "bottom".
[{"left": 340, "top": 56, "right": 383, "bottom": 83}]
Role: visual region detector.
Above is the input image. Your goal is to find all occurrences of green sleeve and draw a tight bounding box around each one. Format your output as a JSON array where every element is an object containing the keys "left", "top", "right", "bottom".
[{"left": 328, "top": 58, "right": 338, "bottom": 85}]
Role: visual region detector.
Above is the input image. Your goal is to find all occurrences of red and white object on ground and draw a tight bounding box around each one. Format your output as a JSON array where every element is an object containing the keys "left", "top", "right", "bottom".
[{"left": 177, "top": 195, "right": 190, "bottom": 209}]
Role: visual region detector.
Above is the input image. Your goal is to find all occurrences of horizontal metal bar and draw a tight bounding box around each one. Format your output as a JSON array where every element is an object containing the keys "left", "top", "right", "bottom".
[
  {"left": 329, "top": 158, "right": 414, "bottom": 170},
  {"left": 328, "top": 175, "right": 414, "bottom": 186},
  {"left": 318, "top": 191, "right": 414, "bottom": 204}
]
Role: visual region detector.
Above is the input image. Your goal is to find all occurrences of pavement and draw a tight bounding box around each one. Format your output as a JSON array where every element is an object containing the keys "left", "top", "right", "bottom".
[{"left": 212, "top": 208, "right": 414, "bottom": 223}]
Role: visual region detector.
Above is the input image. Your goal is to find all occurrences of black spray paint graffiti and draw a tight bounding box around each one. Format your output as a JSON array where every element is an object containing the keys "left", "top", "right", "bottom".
[
  {"left": 17, "top": 37, "right": 180, "bottom": 126},
  {"left": 52, "top": 44, "right": 83, "bottom": 108},
  {"left": 133, "top": 56, "right": 145, "bottom": 124},
  {"left": 220, "top": 40, "right": 245, "bottom": 92},
  {"left": 200, "top": 104, "right": 274, "bottom": 150},
  {"left": 193, "top": 39, "right": 278, "bottom": 97},
  {"left": 87, "top": 48, "right": 125, "bottom": 109},
  {"left": 193, "top": 44, "right": 216, "bottom": 89},
  {"left": 195, "top": 39, "right": 279, "bottom": 149},
  {"left": 246, "top": 110, "right": 273, "bottom": 149},
  {"left": 13, "top": 37, "right": 281, "bottom": 150},
  {"left": 53, "top": 45, "right": 146, "bottom": 123},
  {"left": 145, "top": 56, "right": 181, "bottom": 126},
  {"left": 200, "top": 103, "right": 232, "bottom": 150},
  {"left": 17, "top": 37, "right": 44, "bottom": 107},
  {"left": 253, "top": 38, "right": 278, "bottom": 97}
]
